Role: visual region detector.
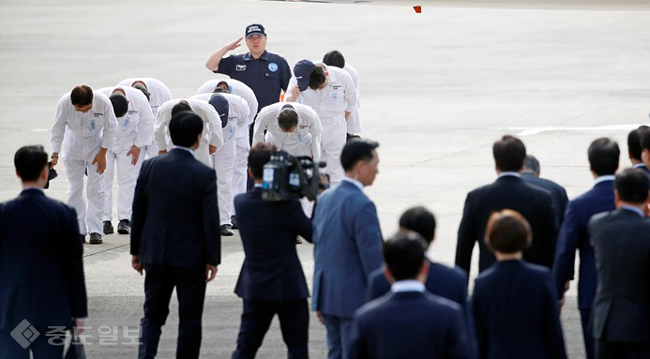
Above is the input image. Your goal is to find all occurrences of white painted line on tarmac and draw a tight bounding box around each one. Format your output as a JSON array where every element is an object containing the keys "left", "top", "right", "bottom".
[{"left": 511, "top": 124, "right": 644, "bottom": 137}]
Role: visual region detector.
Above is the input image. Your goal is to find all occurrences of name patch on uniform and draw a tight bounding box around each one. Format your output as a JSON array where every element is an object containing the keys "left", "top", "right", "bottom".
[
  {"left": 332, "top": 85, "right": 342, "bottom": 90},
  {"left": 236, "top": 64, "right": 247, "bottom": 71},
  {"left": 93, "top": 112, "right": 104, "bottom": 118},
  {"left": 268, "top": 63, "right": 278, "bottom": 72},
  {"left": 128, "top": 110, "right": 137, "bottom": 115},
  {"left": 299, "top": 125, "right": 309, "bottom": 129}
]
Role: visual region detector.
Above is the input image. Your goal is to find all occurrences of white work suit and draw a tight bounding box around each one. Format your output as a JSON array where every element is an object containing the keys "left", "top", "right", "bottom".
[
  {"left": 254, "top": 102, "right": 322, "bottom": 159},
  {"left": 50, "top": 91, "right": 118, "bottom": 235},
  {"left": 155, "top": 98, "right": 224, "bottom": 167},
  {"left": 98, "top": 86, "right": 154, "bottom": 223},
  {"left": 287, "top": 65, "right": 357, "bottom": 183},
  {"left": 192, "top": 93, "right": 250, "bottom": 226},
  {"left": 197, "top": 79, "right": 258, "bottom": 200},
  {"left": 343, "top": 63, "right": 362, "bottom": 134},
  {"left": 117, "top": 78, "right": 173, "bottom": 161}
]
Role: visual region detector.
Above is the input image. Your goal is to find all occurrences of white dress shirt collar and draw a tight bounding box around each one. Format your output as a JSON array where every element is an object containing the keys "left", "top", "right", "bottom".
[
  {"left": 173, "top": 145, "right": 194, "bottom": 154},
  {"left": 342, "top": 177, "right": 364, "bottom": 191},
  {"left": 594, "top": 175, "right": 615, "bottom": 185},
  {"left": 391, "top": 280, "right": 425, "bottom": 293},
  {"left": 621, "top": 205, "right": 644, "bottom": 217},
  {"left": 498, "top": 172, "right": 521, "bottom": 178}
]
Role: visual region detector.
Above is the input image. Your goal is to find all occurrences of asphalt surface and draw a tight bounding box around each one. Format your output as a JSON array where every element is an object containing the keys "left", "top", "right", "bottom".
[{"left": 1, "top": 0, "right": 650, "bottom": 357}]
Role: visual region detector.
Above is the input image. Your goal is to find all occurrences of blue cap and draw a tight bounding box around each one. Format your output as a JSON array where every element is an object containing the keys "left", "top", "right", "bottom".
[
  {"left": 293, "top": 59, "right": 315, "bottom": 91},
  {"left": 208, "top": 94, "right": 229, "bottom": 128},
  {"left": 245, "top": 23, "right": 266, "bottom": 38}
]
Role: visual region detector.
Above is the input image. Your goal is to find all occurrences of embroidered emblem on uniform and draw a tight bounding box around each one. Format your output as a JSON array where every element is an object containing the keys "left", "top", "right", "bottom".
[
  {"left": 268, "top": 63, "right": 278, "bottom": 72},
  {"left": 236, "top": 64, "right": 247, "bottom": 71}
]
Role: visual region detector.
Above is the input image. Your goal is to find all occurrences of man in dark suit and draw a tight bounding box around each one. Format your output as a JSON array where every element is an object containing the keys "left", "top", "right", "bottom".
[
  {"left": 131, "top": 111, "right": 221, "bottom": 359},
  {"left": 231, "top": 143, "right": 313, "bottom": 359},
  {"left": 637, "top": 127, "right": 650, "bottom": 174},
  {"left": 628, "top": 126, "right": 650, "bottom": 173},
  {"left": 589, "top": 168, "right": 650, "bottom": 359},
  {"left": 0, "top": 145, "right": 87, "bottom": 359},
  {"left": 522, "top": 154, "right": 569, "bottom": 226},
  {"left": 313, "top": 139, "right": 383, "bottom": 359},
  {"left": 349, "top": 232, "right": 470, "bottom": 359},
  {"left": 455, "top": 135, "right": 558, "bottom": 275},
  {"left": 552, "top": 137, "right": 619, "bottom": 359}
]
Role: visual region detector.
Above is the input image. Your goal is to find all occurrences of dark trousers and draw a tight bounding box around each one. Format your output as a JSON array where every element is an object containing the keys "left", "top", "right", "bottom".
[
  {"left": 232, "top": 298, "right": 309, "bottom": 359},
  {"left": 138, "top": 264, "right": 207, "bottom": 359},
  {"left": 597, "top": 339, "right": 650, "bottom": 359},
  {"left": 580, "top": 309, "right": 595, "bottom": 359},
  {"left": 0, "top": 328, "right": 64, "bottom": 359}
]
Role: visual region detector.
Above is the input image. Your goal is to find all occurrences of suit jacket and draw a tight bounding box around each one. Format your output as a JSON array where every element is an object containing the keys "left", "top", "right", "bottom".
[
  {"left": 552, "top": 179, "right": 614, "bottom": 310},
  {"left": 521, "top": 172, "right": 569, "bottom": 226},
  {"left": 233, "top": 188, "right": 313, "bottom": 301},
  {"left": 456, "top": 175, "right": 559, "bottom": 274},
  {"left": 589, "top": 208, "right": 650, "bottom": 343},
  {"left": 312, "top": 180, "right": 383, "bottom": 318},
  {"left": 633, "top": 163, "right": 650, "bottom": 173},
  {"left": 349, "top": 290, "right": 471, "bottom": 359},
  {"left": 471, "top": 260, "right": 567, "bottom": 359},
  {"left": 131, "top": 148, "right": 221, "bottom": 268},
  {"left": 0, "top": 189, "right": 87, "bottom": 330}
]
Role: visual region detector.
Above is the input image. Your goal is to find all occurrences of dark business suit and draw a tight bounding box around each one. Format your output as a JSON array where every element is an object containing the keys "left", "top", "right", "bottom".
[
  {"left": 131, "top": 148, "right": 220, "bottom": 359},
  {"left": 552, "top": 178, "right": 614, "bottom": 359},
  {"left": 456, "top": 174, "right": 559, "bottom": 274},
  {"left": 0, "top": 188, "right": 87, "bottom": 359},
  {"left": 471, "top": 260, "right": 567, "bottom": 359},
  {"left": 231, "top": 187, "right": 313, "bottom": 359},
  {"left": 521, "top": 172, "right": 569, "bottom": 226},
  {"left": 589, "top": 208, "right": 650, "bottom": 359},
  {"left": 349, "top": 290, "right": 471, "bottom": 359},
  {"left": 633, "top": 163, "right": 650, "bottom": 173}
]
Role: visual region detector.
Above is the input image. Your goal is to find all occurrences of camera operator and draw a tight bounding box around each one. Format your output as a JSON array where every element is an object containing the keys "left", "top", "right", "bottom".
[{"left": 231, "top": 142, "right": 313, "bottom": 359}]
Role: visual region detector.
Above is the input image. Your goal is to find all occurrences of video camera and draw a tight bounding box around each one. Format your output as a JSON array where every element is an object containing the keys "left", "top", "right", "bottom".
[{"left": 262, "top": 151, "right": 327, "bottom": 202}]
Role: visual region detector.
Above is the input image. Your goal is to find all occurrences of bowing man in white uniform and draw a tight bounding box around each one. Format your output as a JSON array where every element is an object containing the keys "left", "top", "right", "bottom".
[
  {"left": 322, "top": 50, "right": 362, "bottom": 135},
  {"left": 50, "top": 85, "right": 118, "bottom": 244},
  {"left": 116, "top": 78, "right": 173, "bottom": 161},
  {"left": 285, "top": 60, "right": 357, "bottom": 184},
  {"left": 155, "top": 98, "right": 224, "bottom": 167},
  {"left": 196, "top": 79, "right": 258, "bottom": 208},
  {"left": 191, "top": 91, "right": 250, "bottom": 236},
  {"left": 98, "top": 86, "right": 154, "bottom": 236}
]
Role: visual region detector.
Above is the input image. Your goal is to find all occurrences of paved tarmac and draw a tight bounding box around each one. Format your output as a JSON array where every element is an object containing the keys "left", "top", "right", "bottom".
[{"left": 1, "top": 0, "right": 650, "bottom": 358}]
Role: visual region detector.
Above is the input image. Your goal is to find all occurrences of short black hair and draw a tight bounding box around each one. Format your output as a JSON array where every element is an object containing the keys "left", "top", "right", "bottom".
[
  {"left": 169, "top": 111, "right": 203, "bottom": 148},
  {"left": 484, "top": 209, "right": 532, "bottom": 254},
  {"left": 109, "top": 93, "right": 129, "bottom": 118},
  {"left": 588, "top": 138, "right": 619, "bottom": 176},
  {"left": 493, "top": 135, "right": 526, "bottom": 172},
  {"left": 133, "top": 84, "right": 150, "bottom": 102},
  {"left": 615, "top": 168, "right": 649, "bottom": 204},
  {"left": 70, "top": 85, "right": 93, "bottom": 106},
  {"left": 383, "top": 231, "right": 428, "bottom": 281},
  {"left": 524, "top": 154, "right": 540, "bottom": 175},
  {"left": 322, "top": 50, "right": 345, "bottom": 68},
  {"left": 248, "top": 142, "right": 277, "bottom": 180},
  {"left": 14, "top": 145, "right": 48, "bottom": 183},
  {"left": 171, "top": 100, "right": 192, "bottom": 118},
  {"left": 309, "top": 67, "right": 327, "bottom": 90},
  {"left": 277, "top": 107, "right": 299, "bottom": 132},
  {"left": 632, "top": 125, "right": 650, "bottom": 157},
  {"left": 399, "top": 206, "right": 436, "bottom": 244},
  {"left": 341, "top": 138, "right": 379, "bottom": 172}
]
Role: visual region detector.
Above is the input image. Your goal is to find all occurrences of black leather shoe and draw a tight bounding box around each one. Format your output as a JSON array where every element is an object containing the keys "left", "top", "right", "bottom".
[
  {"left": 231, "top": 215, "right": 238, "bottom": 230},
  {"left": 103, "top": 221, "right": 114, "bottom": 234},
  {"left": 220, "top": 224, "right": 234, "bottom": 236},
  {"left": 80, "top": 234, "right": 86, "bottom": 244},
  {"left": 89, "top": 232, "right": 103, "bottom": 245},
  {"left": 117, "top": 219, "right": 130, "bottom": 235}
]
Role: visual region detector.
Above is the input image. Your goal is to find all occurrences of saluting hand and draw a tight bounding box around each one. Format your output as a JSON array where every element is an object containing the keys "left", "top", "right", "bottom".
[{"left": 226, "top": 37, "right": 243, "bottom": 51}]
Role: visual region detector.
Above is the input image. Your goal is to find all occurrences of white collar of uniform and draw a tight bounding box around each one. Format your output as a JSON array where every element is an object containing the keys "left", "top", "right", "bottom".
[
  {"left": 633, "top": 163, "right": 646, "bottom": 169},
  {"left": 391, "top": 280, "right": 425, "bottom": 293},
  {"left": 173, "top": 145, "right": 194, "bottom": 154},
  {"left": 621, "top": 205, "right": 644, "bottom": 217},
  {"left": 498, "top": 172, "right": 521, "bottom": 178},
  {"left": 594, "top": 175, "right": 615, "bottom": 185},
  {"left": 342, "top": 177, "right": 364, "bottom": 191}
]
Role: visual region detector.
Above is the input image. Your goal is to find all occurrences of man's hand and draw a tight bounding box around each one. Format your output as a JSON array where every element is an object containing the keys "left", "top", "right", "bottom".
[
  {"left": 73, "top": 318, "right": 85, "bottom": 335},
  {"left": 158, "top": 150, "right": 168, "bottom": 155},
  {"left": 92, "top": 148, "right": 107, "bottom": 174},
  {"left": 131, "top": 255, "right": 144, "bottom": 275},
  {"left": 316, "top": 310, "right": 324, "bottom": 325},
  {"left": 564, "top": 280, "right": 571, "bottom": 293},
  {"left": 558, "top": 297, "right": 566, "bottom": 314},
  {"left": 127, "top": 145, "right": 141, "bottom": 165},
  {"left": 205, "top": 264, "right": 218, "bottom": 283},
  {"left": 288, "top": 85, "right": 301, "bottom": 102},
  {"left": 50, "top": 156, "right": 58, "bottom": 169},
  {"left": 226, "top": 37, "right": 243, "bottom": 51},
  {"left": 209, "top": 145, "right": 217, "bottom": 155}
]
